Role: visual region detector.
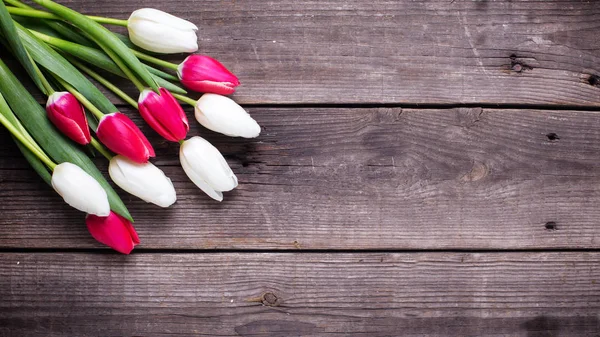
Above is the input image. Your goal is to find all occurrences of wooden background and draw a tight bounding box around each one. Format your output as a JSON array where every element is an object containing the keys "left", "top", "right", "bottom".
[{"left": 2, "top": 0, "right": 600, "bottom": 335}]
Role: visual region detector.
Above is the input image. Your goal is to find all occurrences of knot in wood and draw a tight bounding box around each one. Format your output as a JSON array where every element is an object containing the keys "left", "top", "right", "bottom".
[
  {"left": 261, "top": 292, "right": 280, "bottom": 306},
  {"left": 460, "top": 161, "right": 488, "bottom": 182}
]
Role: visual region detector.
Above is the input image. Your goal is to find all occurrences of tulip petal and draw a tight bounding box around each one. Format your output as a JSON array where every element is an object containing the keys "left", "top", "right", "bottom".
[
  {"left": 138, "top": 88, "right": 188, "bottom": 142},
  {"left": 128, "top": 19, "right": 198, "bottom": 54},
  {"left": 47, "top": 108, "right": 91, "bottom": 145},
  {"left": 179, "top": 136, "right": 238, "bottom": 201},
  {"left": 180, "top": 153, "right": 224, "bottom": 201},
  {"left": 125, "top": 220, "right": 141, "bottom": 245},
  {"left": 138, "top": 90, "right": 177, "bottom": 141},
  {"left": 86, "top": 212, "right": 138, "bottom": 254},
  {"left": 115, "top": 113, "right": 156, "bottom": 158},
  {"left": 129, "top": 8, "right": 198, "bottom": 31},
  {"left": 46, "top": 92, "right": 91, "bottom": 145},
  {"left": 97, "top": 113, "right": 155, "bottom": 163},
  {"left": 177, "top": 55, "right": 240, "bottom": 94},
  {"left": 181, "top": 80, "right": 236, "bottom": 96},
  {"left": 109, "top": 155, "right": 177, "bottom": 207},
  {"left": 51, "top": 162, "right": 110, "bottom": 216},
  {"left": 195, "top": 93, "right": 261, "bottom": 138}
]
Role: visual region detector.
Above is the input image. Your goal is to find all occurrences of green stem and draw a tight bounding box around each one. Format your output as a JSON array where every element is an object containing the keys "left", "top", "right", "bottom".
[
  {"left": 29, "top": 28, "right": 62, "bottom": 44},
  {"left": 42, "top": 27, "right": 148, "bottom": 93},
  {"left": 172, "top": 93, "right": 197, "bottom": 107},
  {"left": 3, "top": 0, "right": 28, "bottom": 8},
  {"left": 6, "top": 5, "right": 128, "bottom": 26},
  {"left": 7, "top": 6, "right": 57, "bottom": 19},
  {"left": 86, "top": 15, "right": 128, "bottom": 27},
  {"left": 53, "top": 76, "right": 105, "bottom": 120},
  {"left": 0, "top": 92, "right": 46, "bottom": 156},
  {"left": 33, "top": 0, "right": 159, "bottom": 91},
  {"left": 132, "top": 49, "right": 179, "bottom": 71},
  {"left": 90, "top": 137, "right": 113, "bottom": 160},
  {"left": 0, "top": 112, "right": 56, "bottom": 169},
  {"left": 107, "top": 51, "right": 144, "bottom": 91},
  {"left": 29, "top": 58, "right": 55, "bottom": 94},
  {"left": 29, "top": 29, "right": 180, "bottom": 85},
  {"left": 88, "top": 36, "right": 144, "bottom": 92},
  {"left": 68, "top": 56, "right": 139, "bottom": 108}
]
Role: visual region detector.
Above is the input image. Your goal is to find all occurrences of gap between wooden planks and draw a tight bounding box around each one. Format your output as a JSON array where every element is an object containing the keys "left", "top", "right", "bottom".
[{"left": 1, "top": 107, "right": 600, "bottom": 250}]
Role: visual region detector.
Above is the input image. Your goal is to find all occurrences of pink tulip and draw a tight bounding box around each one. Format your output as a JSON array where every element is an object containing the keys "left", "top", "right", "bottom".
[
  {"left": 177, "top": 54, "right": 240, "bottom": 95},
  {"left": 96, "top": 112, "right": 155, "bottom": 163},
  {"left": 46, "top": 92, "right": 91, "bottom": 145},
  {"left": 138, "top": 87, "right": 189, "bottom": 142},
  {"left": 86, "top": 211, "right": 140, "bottom": 254}
]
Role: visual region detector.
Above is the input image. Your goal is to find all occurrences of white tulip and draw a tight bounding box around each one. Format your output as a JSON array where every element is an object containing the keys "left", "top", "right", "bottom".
[
  {"left": 109, "top": 155, "right": 176, "bottom": 207},
  {"left": 179, "top": 136, "right": 238, "bottom": 201},
  {"left": 195, "top": 93, "right": 261, "bottom": 138},
  {"left": 51, "top": 162, "right": 110, "bottom": 216},
  {"left": 127, "top": 8, "right": 198, "bottom": 54}
]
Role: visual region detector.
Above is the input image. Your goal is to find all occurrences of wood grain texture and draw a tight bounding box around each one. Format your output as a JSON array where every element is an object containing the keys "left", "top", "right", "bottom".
[
  {"left": 2, "top": 107, "right": 600, "bottom": 249},
  {"left": 0, "top": 252, "right": 599, "bottom": 336},
  {"left": 18, "top": 0, "right": 598, "bottom": 105}
]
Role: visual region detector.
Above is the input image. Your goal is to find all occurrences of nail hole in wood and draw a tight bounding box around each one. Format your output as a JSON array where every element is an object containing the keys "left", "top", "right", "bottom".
[
  {"left": 588, "top": 74, "right": 600, "bottom": 87},
  {"left": 545, "top": 222, "right": 558, "bottom": 231},
  {"left": 546, "top": 133, "right": 559, "bottom": 141},
  {"left": 509, "top": 54, "right": 532, "bottom": 73},
  {"left": 242, "top": 161, "right": 250, "bottom": 167},
  {"left": 512, "top": 63, "right": 523, "bottom": 72}
]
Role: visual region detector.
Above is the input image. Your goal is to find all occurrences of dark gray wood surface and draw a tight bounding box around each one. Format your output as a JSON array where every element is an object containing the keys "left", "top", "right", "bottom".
[
  {"left": 2, "top": 107, "right": 600, "bottom": 249},
  {"left": 36, "top": 0, "right": 600, "bottom": 105},
  {"left": 1, "top": 252, "right": 599, "bottom": 336},
  {"left": 1, "top": 0, "right": 600, "bottom": 335}
]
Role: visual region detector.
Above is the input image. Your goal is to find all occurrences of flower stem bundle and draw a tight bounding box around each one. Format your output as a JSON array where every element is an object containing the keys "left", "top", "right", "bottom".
[{"left": 0, "top": 0, "right": 261, "bottom": 254}]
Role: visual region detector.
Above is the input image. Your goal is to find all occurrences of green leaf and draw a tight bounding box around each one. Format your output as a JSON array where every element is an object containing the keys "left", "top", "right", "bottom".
[
  {"left": 14, "top": 23, "right": 119, "bottom": 116},
  {"left": 46, "top": 21, "right": 94, "bottom": 47},
  {"left": 33, "top": 0, "right": 159, "bottom": 91},
  {"left": 0, "top": 92, "right": 45, "bottom": 156},
  {"left": 0, "top": 1, "right": 46, "bottom": 94},
  {"left": 32, "top": 31, "right": 186, "bottom": 94},
  {"left": 146, "top": 66, "right": 179, "bottom": 82},
  {"left": 113, "top": 31, "right": 136, "bottom": 49},
  {"left": 7, "top": 0, "right": 94, "bottom": 47},
  {"left": 15, "top": 138, "right": 52, "bottom": 185},
  {"left": 0, "top": 58, "right": 133, "bottom": 221},
  {"left": 12, "top": 16, "right": 56, "bottom": 37}
]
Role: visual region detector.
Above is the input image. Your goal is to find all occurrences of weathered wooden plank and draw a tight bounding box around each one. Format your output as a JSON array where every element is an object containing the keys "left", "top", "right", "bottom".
[
  {"left": 0, "top": 252, "right": 599, "bottom": 336},
  {"left": 15, "top": 0, "right": 597, "bottom": 105},
  {"left": 1, "top": 107, "right": 600, "bottom": 249}
]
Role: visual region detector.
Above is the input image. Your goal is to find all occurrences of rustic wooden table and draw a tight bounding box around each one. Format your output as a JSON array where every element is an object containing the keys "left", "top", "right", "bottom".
[{"left": 2, "top": 0, "right": 600, "bottom": 335}]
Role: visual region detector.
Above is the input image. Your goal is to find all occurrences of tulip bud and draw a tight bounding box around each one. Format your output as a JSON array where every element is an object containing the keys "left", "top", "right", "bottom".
[
  {"left": 138, "top": 88, "right": 189, "bottom": 142},
  {"left": 195, "top": 94, "right": 260, "bottom": 138},
  {"left": 109, "top": 155, "right": 176, "bottom": 207},
  {"left": 179, "top": 136, "right": 238, "bottom": 201},
  {"left": 86, "top": 211, "right": 140, "bottom": 254},
  {"left": 46, "top": 92, "right": 91, "bottom": 145},
  {"left": 96, "top": 113, "right": 155, "bottom": 163},
  {"left": 51, "top": 162, "right": 110, "bottom": 216},
  {"left": 127, "top": 8, "right": 198, "bottom": 54},
  {"left": 177, "top": 55, "right": 240, "bottom": 95}
]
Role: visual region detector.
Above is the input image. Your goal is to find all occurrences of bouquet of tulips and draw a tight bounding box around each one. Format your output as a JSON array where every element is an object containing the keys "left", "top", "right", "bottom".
[{"left": 0, "top": 0, "right": 261, "bottom": 253}]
